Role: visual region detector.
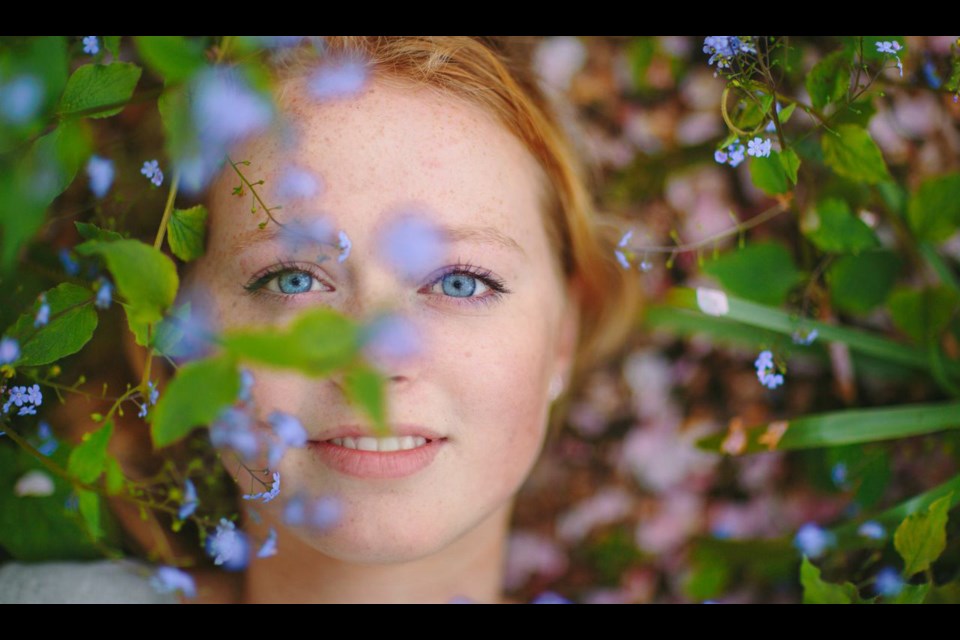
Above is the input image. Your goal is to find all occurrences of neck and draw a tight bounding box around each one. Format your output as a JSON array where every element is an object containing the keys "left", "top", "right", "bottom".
[{"left": 239, "top": 502, "right": 512, "bottom": 604}]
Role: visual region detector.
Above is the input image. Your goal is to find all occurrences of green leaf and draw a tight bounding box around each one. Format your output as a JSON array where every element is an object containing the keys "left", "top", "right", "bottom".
[
  {"left": 4, "top": 282, "right": 98, "bottom": 367},
  {"left": 776, "top": 102, "right": 797, "bottom": 125},
  {"left": 664, "top": 287, "right": 960, "bottom": 379},
  {"left": 344, "top": 365, "right": 388, "bottom": 436},
  {"left": 1, "top": 119, "right": 91, "bottom": 274},
  {"left": 67, "top": 421, "right": 114, "bottom": 484},
  {"left": 749, "top": 153, "right": 790, "bottom": 195},
  {"left": 77, "top": 489, "right": 103, "bottom": 540},
  {"left": 906, "top": 173, "right": 960, "bottom": 243},
  {"left": 103, "top": 36, "right": 121, "bottom": 58},
  {"left": 149, "top": 355, "right": 240, "bottom": 448},
  {"left": 800, "top": 556, "right": 854, "bottom": 604},
  {"left": 804, "top": 198, "right": 880, "bottom": 254},
  {"left": 134, "top": 36, "right": 207, "bottom": 84},
  {"left": 697, "top": 400, "right": 960, "bottom": 454},
  {"left": 780, "top": 148, "right": 800, "bottom": 185},
  {"left": 74, "top": 221, "right": 124, "bottom": 243},
  {"left": 833, "top": 99, "right": 877, "bottom": 127},
  {"left": 702, "top": 242, "right": 803, "bottom": 306},
  {"left": 75, "top": 238, "right": 179, "bottom": 327},
  {"left": 827, "top": 251, "right": 901, "bottom": 315},
  {"left": 104, "top": 457, "right": 125, "bottom": 495},
  {"left": 58, "top": 62, "right": 142, "bottom": 119},
  {"left": 894, "top": 492, "right": 952, "bottom": 577},
  {"left": 167, "top": 205, "right": 208, "bottom": 262},
  {"left": 0, "top": 447, "right": 103, "bottom": 561},
  {"left": 733, "top": 91, "right": 774, "bottom": 130},
  {"left": 223, "top": 308, "right": 360, "bottom": 376},
  {"left": 889, "top": 582, "right": 930, "bottom": 604},
  {"left": 888, "top": 286, "right": 959, "bottom": 344},
  {"left": 822, "top": 125, "right": 890, "bottom": 184},
  {"left": 807, "top": 50, "right": 850, "bottom": 110}
]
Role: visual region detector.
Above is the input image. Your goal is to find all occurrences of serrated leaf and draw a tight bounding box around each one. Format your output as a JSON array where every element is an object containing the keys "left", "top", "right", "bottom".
[
  {"left": 906, "top": 173, "right": 960, "bottom": 243},
  {"left": 805, "top": 198, "right": 880, "bottom": 254},
  {"left": 58, "top": 62, "right": 142, "bottom": 119},
  {"left": 344, "top": 365, "right": 387, "bottom": 436},
  {"left": 167, "top": 205, "right": 208, "bottom": 262},
  {"left": 4, "top": 282, "right": 98, "bottom": 367},
  {"left": 807, "top": 50, "right": 850, "bottom": 110},
  {"left": 149, "top": 355, "right": 240, "bottom": 448},
  {"left": 75, "top": 238, "right": 179, "bottom": 327},
  {"left": 822, "top": 125, "right": 890, "bottom": 185},
  {"left": 134, "top": 36, "right": 207, "bottom": 84},
  {"left": 222, "top": 308, "right": 360, "bottom": 376},
  {"left": 827, "top": 251, "right": 901, "bottom": 315},
  {"left": 77, "top": 488, "right": 103, "bottom": 540},
  {"left": 67, "top": 421, "right": 114, "bottom": 484},
  {"left": 801, "top": 556, "right": 854, "bottom": 604},
  {"left": 894, "top": 492, "right": 952, "bottom": 577},
  {"left": 702, "top": 242, "right": 803, "bottom": 306}
]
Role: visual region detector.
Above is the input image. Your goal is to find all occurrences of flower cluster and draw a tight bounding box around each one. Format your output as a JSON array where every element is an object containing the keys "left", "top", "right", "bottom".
[
  {"left": 754, "top": 350, "right": 784, "bottom": 390},
  {"left": 714, "top": 141, "right": 746, "bottom": 168},
  {"left": 149, "top": 566, "right": 196, "bottom": 599},
  {"left": 747, "top": 137, "right": 772, "bottom": 158},
  {"left": 136, "top": 380, "right": 160, "bottom": 418},
  {"left": 206, "top": 518, "right": 250, "bottom": 571},
  {"left": 243, "top": 471, "right": 281, "bottom": 503},
  {"left": 702, "top": 36, "right": 757, "bottom": 71},
  {"left": 876, "top": 41, "right": 904, "bottom": 77},
  {"left": 3, "top": 384, "right": 43, "bottom": 416},
  {"left": 141, "top": 159, "right": 164, "bottom": 187}
]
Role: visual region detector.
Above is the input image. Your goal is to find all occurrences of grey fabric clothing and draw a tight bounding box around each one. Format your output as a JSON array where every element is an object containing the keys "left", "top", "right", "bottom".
[{"left": 0, "top": 559, "right": 179, "bottom": 604}]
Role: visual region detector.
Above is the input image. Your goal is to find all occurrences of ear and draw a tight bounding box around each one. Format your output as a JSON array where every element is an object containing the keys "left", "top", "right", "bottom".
[{"left": 554, "top": 278, "right": 582, "bottom": 386}]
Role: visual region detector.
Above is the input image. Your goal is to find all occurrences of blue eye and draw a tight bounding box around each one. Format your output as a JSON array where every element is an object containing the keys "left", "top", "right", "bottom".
[{"left": 245, "top": 261, "right": 510, "bottom": 308}]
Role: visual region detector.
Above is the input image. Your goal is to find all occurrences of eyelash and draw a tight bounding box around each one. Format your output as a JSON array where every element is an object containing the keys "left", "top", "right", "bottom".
[{"left": 243, "top": 259, "right": 511, "bottom": 308}]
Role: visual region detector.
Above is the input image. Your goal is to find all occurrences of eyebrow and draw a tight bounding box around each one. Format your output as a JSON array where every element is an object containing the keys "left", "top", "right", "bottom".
[{"left": 231, "top": 222, "right": 527, "bottom": 257}]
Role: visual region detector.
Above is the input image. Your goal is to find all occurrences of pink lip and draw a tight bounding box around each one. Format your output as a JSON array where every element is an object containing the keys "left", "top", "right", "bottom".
[{"left": 308, "top": 425, "right": 447, "bottom": 479}]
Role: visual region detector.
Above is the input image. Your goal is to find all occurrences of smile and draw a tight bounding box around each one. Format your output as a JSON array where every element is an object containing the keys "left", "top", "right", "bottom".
[{"left": 327, "top": 436, "right": 430, "bottom": 452}]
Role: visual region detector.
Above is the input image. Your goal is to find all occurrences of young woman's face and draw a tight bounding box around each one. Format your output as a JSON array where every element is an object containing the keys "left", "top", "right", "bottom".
[{"left": 190, "top": 75, "right": 579, "bottom": 563}]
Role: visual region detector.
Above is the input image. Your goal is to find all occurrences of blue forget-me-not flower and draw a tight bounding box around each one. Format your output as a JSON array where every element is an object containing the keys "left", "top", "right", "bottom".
[
  {"left": 614, "top": 229, "right": 633, "bottom": 270},
  {"left": 377, "top": 212, "right": 446, "bottom": 282},
  {"left": 86, "top": 155, "right": 115, "bottom": 199},
  {"left": 244, "top": 471, "right": 281, "bottom": 504},
  {"left": 755, "top": 349, "right": 784, "bottom": 389},
  {"left": 0, "top": 74, "right": 44, "bottom": 125},
  {"left": 34, "top": 295, "right": 50, "bottom": 328},
  {"left": 0, "top": 337, "right": 19, "bottom": 365},
  {"left": 875, "top": 41, "right": 904, "bottom": 78},
  {"left": 95, "top": 278, "right": 113, "bottom": 309},
  {"left": 702, "top": 37, "right": 757, "bottom": 71},
  {"left": 257, "top": 527, "right": 278, "bottom": 558},
  {"left": 141, "top": 159, "right": 164, "bottom": 187},
  {"left": 309, "top": 57, "right": 369, "bottom": 101},
  {"left": 179, "top": 478, "right": 199, "bottom": 520},
  {"left": 747, "top": 137, "right": 772, "bottom": 158},
  {"left": 858, "top": 520, "right": 886, "bottom": 540},
  {"left": 793, "top": 522, "right": 836, "bottom": 559},
  {"left": 338, "top": 230, "right": 352, "bottom": 263},
  {"left": 82, "top": 36, "right": 99, "bottom": 55},
  {"left": 875, "top": 567, "right": 904, "bottom": 597},
  {"left": 206, "top": 518, "right": 250, "bottom": 571},
  {"left": 150, "top": 566, "right": 197, "bottom": 599}
]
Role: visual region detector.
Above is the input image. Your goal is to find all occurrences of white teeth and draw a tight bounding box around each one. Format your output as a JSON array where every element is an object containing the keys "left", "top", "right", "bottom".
[{"left": 328, "top": 436, "right": 431, "bottom": 451}]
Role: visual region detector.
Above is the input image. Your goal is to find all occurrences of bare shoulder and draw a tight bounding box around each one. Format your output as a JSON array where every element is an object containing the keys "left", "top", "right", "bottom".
[{"left": 0, "top": 559, "right": 179, "bottom": 604}]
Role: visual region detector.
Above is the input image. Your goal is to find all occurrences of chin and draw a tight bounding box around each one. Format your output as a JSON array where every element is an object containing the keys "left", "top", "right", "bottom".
[{"left": 298, "top": 516, "right": 461, "bottom": 565}]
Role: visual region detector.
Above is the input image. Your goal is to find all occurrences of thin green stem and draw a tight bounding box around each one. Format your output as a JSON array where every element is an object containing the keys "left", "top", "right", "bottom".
[
  {"left": 227, "top": 155, "right": 285, "bottom": 228},
  {"left": 153, "top": 169, "right": 181, "bottom": 251}
]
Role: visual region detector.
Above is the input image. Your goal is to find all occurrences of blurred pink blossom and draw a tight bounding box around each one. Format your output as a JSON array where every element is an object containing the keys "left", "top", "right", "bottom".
[
  {"left": 504, "top": 531, "right": 569, "bottom": 591},
  {"left": 557, "top": 487, "right": 633, "bottom": 544},
  {"left": 634, "top": 490, "right": 703, "bottom": 554}
]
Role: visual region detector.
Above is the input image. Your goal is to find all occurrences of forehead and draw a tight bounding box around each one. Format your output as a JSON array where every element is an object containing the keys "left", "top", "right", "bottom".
[{"left": 209, "top": 75, "right": 551, "bottom": 256}]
